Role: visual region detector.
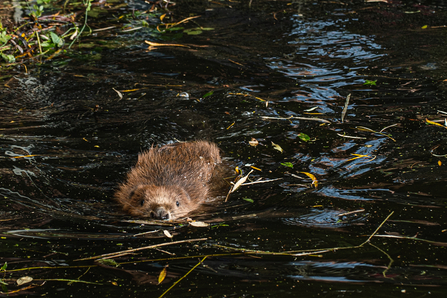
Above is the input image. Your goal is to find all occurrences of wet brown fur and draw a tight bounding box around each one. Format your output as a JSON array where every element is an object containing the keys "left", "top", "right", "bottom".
[{"left": 115, "top": 141, "right": 221, "bottom": 220}]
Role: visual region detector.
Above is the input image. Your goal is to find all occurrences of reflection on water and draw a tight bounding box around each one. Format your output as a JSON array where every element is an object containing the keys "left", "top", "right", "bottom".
[{"left": 282, "top": 208, "right": 368, "bottom": 228}]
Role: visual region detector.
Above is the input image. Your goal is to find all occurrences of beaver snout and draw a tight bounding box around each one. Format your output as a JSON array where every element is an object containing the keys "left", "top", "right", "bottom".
[{"left": 150, "top": 207, "right": 171, "bottom": 220}]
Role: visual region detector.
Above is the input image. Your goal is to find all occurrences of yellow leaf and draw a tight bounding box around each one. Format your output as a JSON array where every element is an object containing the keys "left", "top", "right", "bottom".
[
  {"left": 438, "top": 160, "right": 442, "bottom": 166},
  {"left": 300, "top": 171, "right": 318, "bottom": 188},
  {"left": 160, "top": 14, "right": 166, "bottom": 21},
  {"left": 12, "top": 155, "right": 36, "bottom": 159},
  {"left": 250, "top": 165, "right": 262, "bottom": 171},
  {"left": 158, "top": 267, "right": 167, "bottom": 284},
  {"left": 234, "top": 166, "right": 241, "bottom": 174},
  {"left": 426, "top": 118, "right": 447, "bottom": 129},
  {"left": 230, "top": 170, "right": 253, "bottom": 193},
  {"left": 422, "top": 25, "right": 428, "bottom": 29},
  {"left": 271, "top": 141, "right": 283, "bottom": 153},
  {"left": 347, "top": 154, "right": 369, "bottom": 161},
  {"left": 249, "top": 138, "right": 259, "bottom": 147}
]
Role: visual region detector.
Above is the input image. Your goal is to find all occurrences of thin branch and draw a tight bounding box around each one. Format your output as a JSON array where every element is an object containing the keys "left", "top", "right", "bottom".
[
  {"left": 261, "top": 115, "right": 331, "bottom": 124},
  {"left": 75, "top": 238, "right": 207, "bottom": 261},
  {"left": 158, "top": 256, "right": 207, "bottom": 298}
]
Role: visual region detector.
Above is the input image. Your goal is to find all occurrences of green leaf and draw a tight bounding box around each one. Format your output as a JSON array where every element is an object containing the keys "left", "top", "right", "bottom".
[
  {"left": 185, "top": 29, "right": 203, "bottom": 35},
  {"left": 298, "top": 133, "right": 310, "bottom": 142},
  {"left": 281, "top": 162, "right": 294, "bottom": 168},
  {"left": 202, "top": 90, "right": 214, "bottom": 98},
  {"left": 41, "top": 41, "right": 53, "bottom": 48},
  {"left": 50, "top": 32, "right": 63, "bottom": 47},
  {"left": 1, "top": 53, "right": 15, "bottom": 63},
  {"left": 0, "top": 262, "right": 7, "bottom": 271},
  {"left": 211, "top": 223, "right": 229, "bottom": 229},
  {"left": 97, "top": 259, "right": 119, "bottom": 267},
  {"left": 0, "top": 31, "right": 11, "bottom": 44},
  {"left": 242, "top": 198, "right": 254, "bottom": 203},
  {"left": 165, "top": 26, "right": 184, "bottom": 31},
  {"left": 363, "top": 80, "right": 377, "bottom": 86},
  {"left": 183, "top": 27, "right": 207, "bottom": 35}
]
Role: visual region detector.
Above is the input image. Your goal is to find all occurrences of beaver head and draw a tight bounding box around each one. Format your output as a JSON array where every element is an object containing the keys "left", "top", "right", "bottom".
[{"left": 124, "top": 184, "right": 194, "bottom": 220}]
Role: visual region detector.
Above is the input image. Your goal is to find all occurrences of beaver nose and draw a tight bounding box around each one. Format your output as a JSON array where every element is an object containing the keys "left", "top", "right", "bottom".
[{"left": 150, "top": 207, "right": 170, "bottom": 220}]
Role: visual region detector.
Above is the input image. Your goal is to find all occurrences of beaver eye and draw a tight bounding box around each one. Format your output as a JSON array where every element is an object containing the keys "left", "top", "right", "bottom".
[
  {"left": 140, "top": 199, "right": 145, "bottom": 206},
  {"left": 176, "top": 201, "right": 180, "bottom": 207}
]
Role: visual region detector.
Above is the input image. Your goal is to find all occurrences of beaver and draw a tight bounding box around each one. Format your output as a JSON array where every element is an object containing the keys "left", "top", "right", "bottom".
[{"left": 115, "top": 141, "right": 221, "bottom": 220}]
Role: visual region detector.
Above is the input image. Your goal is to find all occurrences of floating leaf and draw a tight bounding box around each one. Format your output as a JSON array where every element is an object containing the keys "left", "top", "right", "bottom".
[
  {"left": 17, "top": 276, "right": 33, "bottom": 286},
  {"left": 422, "top": 25, "right": 428, "bottom": 29},
  {"left": 271, "top": 141, "right": 283, "bottom": 153},
  {"left": 234, "top": 166, "right": 241, "bottom": 175},
  {"left": 210, "top": 223, "right": 229, "bottom": 229},
  {"left": 202, "top": 90, "right": 214, "bottom": 98},
  {"left": 113, "top": 88, "right": 123, "bottom": 100},
  {"left": 363, "top": 80, "right": 377, "bottom": 86},
  {"left": 243, "top": 198, "right": 254, "bottom": 203},
  {"left": 300, "top": 171, "right": 318, "bottom": 188},
  {"left": 298, "top": 133, "right": 310, "bottom": 142},
  {"left": 347, "top": 153, "right": 370, "bottom": 161},
  {"left": 230, "top": 170, "right": 253, "bottom": 193},
  {"left": 184, "top": 29, "right": 203, "bottom": 35},
  {"left": 438, "top": 160, "right": 442, "bottom": 166},
  {"left": 0, "top": 262, "right": 7, "bottom": 271},
  {"left": 97, "top": 259, "right": 119, "bottom": 267},
  {"left": 426, "top": 118, "right": 447, "bottom": 129},
  {"left": 184, "top": 27, "right": 214, "bottom": 35},
  {"left": 158, "top": 267, "right": 167, "bottom": 284},
  {"left": 249, "top": 138, "right": 259, "bottom": 147},
  {"left": 190, "top": 221, "right": 209, "bottom": 227},
  {"left": 281, "top": 162, "right": 294, "bottom": 168},
  {"left": 163, "top": 230, "right": 173, "bottom": 238},
  {"left": 250, "top": 165, "right": 262, "bottom": 171},
  {"left": 165, "top": 26, "right": 185, "bottom": 31}
]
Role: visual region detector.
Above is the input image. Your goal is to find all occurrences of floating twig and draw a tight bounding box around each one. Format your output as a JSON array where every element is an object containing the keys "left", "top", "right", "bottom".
[
  {"left": 261, "top": 115, "right": 331, "bottom": 124},
  {"left": 213, "top": 211, "right": 395, "bottom": 255},
  {"left": 75, "top": 238, "right": 207, "bottom": 261},
  {"left": 336, "top": 133, "right": 367, "bottom": 140},
  {"left": 238, "top": 178, "right": 282, "bottom": 186},
  {"left": 341, "top": 93, "right": 351, "bottom": 123},
  {"left": 158, "top": 256, "right": 207, "bottom": 298},
  {"left": 379, "top": 123, "right": 398, "bottom": 133},
  {"left": 338, "top": 209, "right": 365, "bottom": 217}
]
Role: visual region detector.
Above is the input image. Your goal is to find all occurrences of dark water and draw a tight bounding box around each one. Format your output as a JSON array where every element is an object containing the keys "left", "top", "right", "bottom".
[{"left": 1, "top": 0, "right": 447, "bottom": 297}]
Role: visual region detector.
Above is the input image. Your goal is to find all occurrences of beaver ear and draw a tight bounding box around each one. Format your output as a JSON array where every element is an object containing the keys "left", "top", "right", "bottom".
[{"left": 129, "top": 185, "right": 147, "bottom": 200}]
